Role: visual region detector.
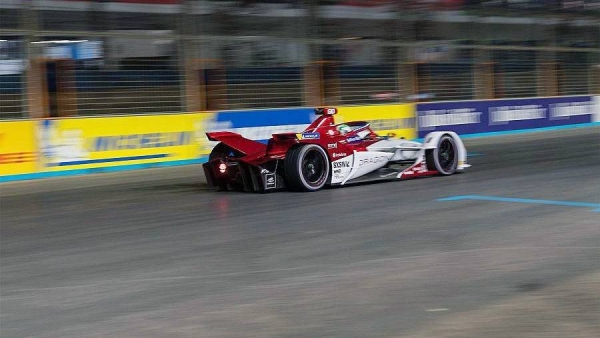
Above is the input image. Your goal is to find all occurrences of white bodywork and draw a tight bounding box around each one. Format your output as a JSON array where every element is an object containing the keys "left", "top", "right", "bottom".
[{"left": 330, "top": 131, "right": 469, "bottom": 185}]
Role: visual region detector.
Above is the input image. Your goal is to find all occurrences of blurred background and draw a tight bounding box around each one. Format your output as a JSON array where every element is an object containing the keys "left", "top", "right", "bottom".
[{"left": 0, "top": 0, "right": 598, "bottom": 119}]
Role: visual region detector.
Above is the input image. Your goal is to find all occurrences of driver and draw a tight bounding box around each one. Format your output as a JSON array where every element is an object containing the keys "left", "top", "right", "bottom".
[{"left": 337, "top": 124, "right": 352, "bottom": 135}]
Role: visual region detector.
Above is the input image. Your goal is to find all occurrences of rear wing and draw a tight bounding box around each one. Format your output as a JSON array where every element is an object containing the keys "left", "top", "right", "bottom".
[{"left": 206, "top": 132, "right": 267, "bottom": 156}]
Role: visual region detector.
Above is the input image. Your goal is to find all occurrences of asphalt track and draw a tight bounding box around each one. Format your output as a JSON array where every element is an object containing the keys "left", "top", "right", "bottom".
[{"left": 1, "top": 127, "right": 599, "bottom": 338}]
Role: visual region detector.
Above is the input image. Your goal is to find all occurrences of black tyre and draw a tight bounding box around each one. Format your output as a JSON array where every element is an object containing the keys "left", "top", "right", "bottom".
[
  {"left": 284, "top": 144, "right": 330, "bottom": 192},
  {"left": 426, "top": 134, "right": 458, "bottom": 175}
]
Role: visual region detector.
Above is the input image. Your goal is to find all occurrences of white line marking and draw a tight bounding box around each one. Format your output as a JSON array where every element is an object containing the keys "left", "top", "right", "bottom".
[{"left": 426, "top": 308, "right": 449, "bottom": 312}]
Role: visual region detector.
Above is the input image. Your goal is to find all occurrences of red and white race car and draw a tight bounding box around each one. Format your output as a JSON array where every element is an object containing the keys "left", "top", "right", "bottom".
[{"left": 203, "top": 107, "right": 470, "bottom": 192}]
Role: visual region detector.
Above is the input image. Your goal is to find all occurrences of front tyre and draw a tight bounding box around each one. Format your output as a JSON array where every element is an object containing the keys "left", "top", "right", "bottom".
[
  {"left": 426, "top": 134, "right": 458, "bottom": 175},
  {"left": 284, "top": 144, "right": 330, "bottom": 191}
]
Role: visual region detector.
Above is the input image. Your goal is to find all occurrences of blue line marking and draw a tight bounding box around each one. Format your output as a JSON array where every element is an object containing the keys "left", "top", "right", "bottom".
[
  {"left": 48, "top": 154, "right": 169, "bottom": 167},
  {"left": 413, "top": 122, "right": 600, "bottom": 142},
  {"left": 457, "top": 122, "right": 600, "bottom": 140},
  {"left": 0, "top": 157, "right": 208, "bottom": 183},
  {"left": 438, "top": 195, "right": 600, "bottom": 212}
]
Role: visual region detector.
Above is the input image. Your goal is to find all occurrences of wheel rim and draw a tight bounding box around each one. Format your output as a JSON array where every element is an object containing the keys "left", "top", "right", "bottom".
[
  {"left": 301, "top": 149, "right": 327, "bottom": 187},
  {"left": 438, "top": 138, "right": 456, "bottom": 172}
]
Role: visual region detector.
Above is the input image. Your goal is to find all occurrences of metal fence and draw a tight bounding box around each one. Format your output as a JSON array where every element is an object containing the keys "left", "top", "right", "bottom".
[{"left": 0, "top": 1, "right": 599, "bottom": 119}]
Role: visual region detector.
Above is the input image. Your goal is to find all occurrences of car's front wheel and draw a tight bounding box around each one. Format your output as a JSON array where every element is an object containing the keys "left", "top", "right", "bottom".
[
  {"left": 284, "top": 144, "right": 330, "bottom": 191},
  {"left": 426, "top": 134, "right": 458, "bottom": 175}
]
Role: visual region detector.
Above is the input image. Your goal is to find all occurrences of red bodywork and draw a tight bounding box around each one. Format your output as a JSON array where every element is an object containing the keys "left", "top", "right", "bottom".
[
  {"left": 206, "top": 112, "right": 380, "bottom": 165},
  {"left": 204, "top": 108, "right": 384, "bottom": 192}
]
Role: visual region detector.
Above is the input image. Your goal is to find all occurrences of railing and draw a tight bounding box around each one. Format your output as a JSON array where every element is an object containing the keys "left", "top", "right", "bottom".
[{"left": 0, "top": 1, "right": 598, "bottom": 119}]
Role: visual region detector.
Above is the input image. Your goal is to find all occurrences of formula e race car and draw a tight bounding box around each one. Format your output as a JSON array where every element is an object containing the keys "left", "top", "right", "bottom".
[{"left": 203, "top": 107, "right": 470, "bottom": 192}]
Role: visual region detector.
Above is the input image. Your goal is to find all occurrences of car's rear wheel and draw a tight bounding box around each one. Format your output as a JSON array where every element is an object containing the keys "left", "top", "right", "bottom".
[
  {"left": 426, "top": 134, "right": 458, "bottom": 175},
  {"left": 284, "top": 144, "right": 330, "bottom": 191}
]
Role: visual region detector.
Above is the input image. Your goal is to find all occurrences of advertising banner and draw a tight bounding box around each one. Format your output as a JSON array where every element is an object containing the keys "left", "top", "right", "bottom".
[
  {"left": 0, "top": 121, "right": 37, "bottom": 175},
  {"left": 204, "top": 108, "right": 316, "bottom": 143},
  {"left": 417, "top": 96, "right": 595, "bottom": 137},
  {"left": 202, "top": 105, "right": 417, "bottom": 145},
  {"left": 336, "top": 104, "right": 416, "bottom": 140},
  {"left": 37, "top": 114, "right": 213, "bottom": 171}
]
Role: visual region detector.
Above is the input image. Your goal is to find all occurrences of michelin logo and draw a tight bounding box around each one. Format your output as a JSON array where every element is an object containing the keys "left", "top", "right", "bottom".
[
  {"left": 419, "top": 108, "right": 482, "bottom": 129},
  {"left": 489, "top": 105, "right": 546, "bottom": 124}
]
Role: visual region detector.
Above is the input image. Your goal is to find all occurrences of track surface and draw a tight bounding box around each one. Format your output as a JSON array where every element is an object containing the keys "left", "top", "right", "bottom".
[{"left": 1, "top": 128, "right": 599, "bottom": 338}]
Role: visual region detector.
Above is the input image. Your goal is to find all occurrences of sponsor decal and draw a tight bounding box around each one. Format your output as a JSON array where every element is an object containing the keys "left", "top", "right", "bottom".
[
  {"left": 335, "top": 104, "right": 417, "bottom": 140},
  {"left": 332, "top": 152, "right": 347, "bottom": 158},
  {"left": 0, "top": 120, "right": 38, "bottom": 176},
  {"left": 368, "top": 118, "right": 415, "bottom": 130},
  {"left": 93, "top": 132, "right": 192, "bottom": 151},
  {"left": 347, "top": 135, "right": 362, "bottom": 143},
  {"left": 358, "top": 155, "right": 388, "bottom": 167},
  {"left": 37, "top": 115, "right": 202, "bottom": 170},
  {"left": 301, "top": 132, "right": 320, "bottom": 140},
  {"left": 549, "top": 101, "right": 593, "bottom": 119},
  {"left": 265, "top": 173, "right": 276, "bottom": 189},
  {"left": 489, "top": 105, "right": 546, "bottom": 124},
  {"left": 333, "top": 168, "right": 342, "bottom": 174},
  {"left": 417, "top": 96, "right": 594, "bottom": 137},
  {"left": 333, "top": 173, "right": 345, "bottom": 180},
  {"left": 419, "top": 108, "right": 482, "bottom": 128},
  {"left": 333, "top": 160, "right": 351, "bottom": 168},
  {"left": 327, "top": 143, "right": 338, "bottom": 149}
]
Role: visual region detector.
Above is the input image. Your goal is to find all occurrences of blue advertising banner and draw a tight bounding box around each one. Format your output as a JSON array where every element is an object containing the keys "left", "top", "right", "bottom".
[
  {"left": 206, "top": 108, "right": 316, "bottom": 142},
  {"left": 417, "top": 96, "right": 595, "bottom": 137}
]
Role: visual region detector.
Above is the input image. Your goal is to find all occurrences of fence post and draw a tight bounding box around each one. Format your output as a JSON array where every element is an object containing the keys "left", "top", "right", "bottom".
[
  {"left": 55, "top": 59, "right": 78, "bottom": 117},
  {"left": 322, "top": 61, "right": 340, "bottom": 106},
  {"left": 536, "top": 48, "right": 558, "bottom": 97},
  {"left": 303, "top": 61, "right": 324, "bottom": 107},
  {"left": 26, "top": 58, "right": 49, "bottom": 118},
  {"left": 183, "top": 57, "right": 202, "bottom": 113},
  {"left": 199, "top": 59, "right": 227, "bottom": 111},
  {"left": 473, "top": 62, "right": 494, "bottom": 100},
  {"left": 591, "top": 64, "right": 600, "bottom": 95},
  {"left": 472, "top": 49, "right": 493, "bottom": 100},
  {"left": 397, "top": 62, "right": 415, "bottom": 102}
]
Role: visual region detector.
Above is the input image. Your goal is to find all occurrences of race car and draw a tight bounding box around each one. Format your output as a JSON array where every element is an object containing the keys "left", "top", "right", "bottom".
[{"left": 203, "top": 107, "right": 470, "bottom": 192}]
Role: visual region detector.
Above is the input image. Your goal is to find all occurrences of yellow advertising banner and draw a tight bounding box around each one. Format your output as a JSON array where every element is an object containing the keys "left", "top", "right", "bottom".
[
  {"left": 335, "top": 104, "right": 417, "bottom": 140},
  {"left": 0, "top": 121, "right": 37, "bottom": 175},
  {"left": 38, "top": 113, "right": 215, "bottom": 171}
]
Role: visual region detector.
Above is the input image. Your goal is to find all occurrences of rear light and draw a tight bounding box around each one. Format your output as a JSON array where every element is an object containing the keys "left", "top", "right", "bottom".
[{"left": 218, "top": 163, "right": 227, "bottom": 174}]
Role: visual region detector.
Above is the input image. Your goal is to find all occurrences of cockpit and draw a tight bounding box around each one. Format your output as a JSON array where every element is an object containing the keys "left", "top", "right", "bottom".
[{"left": 335, "top": 121, "right": 376, "bottom": 140}]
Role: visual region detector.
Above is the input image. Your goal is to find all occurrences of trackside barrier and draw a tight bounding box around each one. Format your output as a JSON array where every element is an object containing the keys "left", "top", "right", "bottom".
[
  {"left": 0, "top": 113, "right": 216, "bottom": 182},
  {"left": 416, "top": 95, "right": 597, "bottom": 138},
  {"left": 201, "top": 104, "right": 417, "bottom": 144},
  {"left": 1, "top": 97, "right": 598, "bottom": 182}
]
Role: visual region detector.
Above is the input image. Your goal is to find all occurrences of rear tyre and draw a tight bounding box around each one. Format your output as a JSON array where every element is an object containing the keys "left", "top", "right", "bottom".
[
  {"left": 284, "top": 144, "right": 330, "bottom": 192},
  {"left": 426, "top": 134, "right": 458, "bottom": 175}
]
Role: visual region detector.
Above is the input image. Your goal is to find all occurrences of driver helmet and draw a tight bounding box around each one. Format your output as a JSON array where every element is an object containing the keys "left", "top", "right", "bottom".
[{"left": 337, "top": 124, "right": 352, "bottom": 135}]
